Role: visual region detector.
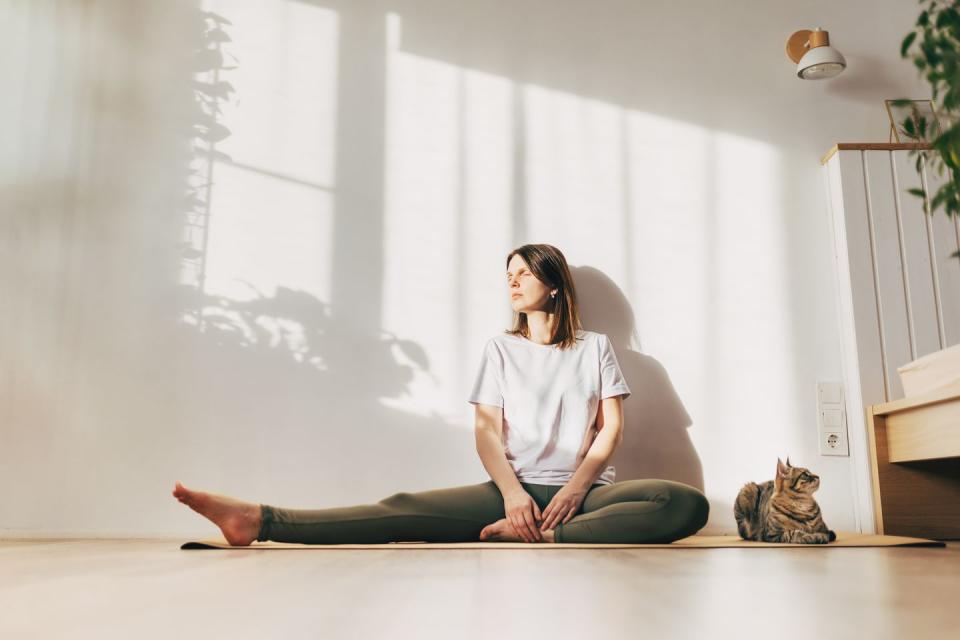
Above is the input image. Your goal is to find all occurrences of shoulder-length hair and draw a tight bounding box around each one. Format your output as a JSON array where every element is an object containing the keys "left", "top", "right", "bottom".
[{"left": 504, "top": 244, "right": 583, "bottom": 350}]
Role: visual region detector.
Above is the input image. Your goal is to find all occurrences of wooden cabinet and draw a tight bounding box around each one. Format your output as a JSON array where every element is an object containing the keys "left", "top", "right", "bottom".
[{"left": 867, "top": 382, "right": 960, "bottom": 539}]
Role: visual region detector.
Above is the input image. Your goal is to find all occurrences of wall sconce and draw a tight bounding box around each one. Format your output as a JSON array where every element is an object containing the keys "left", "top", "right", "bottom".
[{"left": 786, "top": 27, "right": 846, "bottom": 79}]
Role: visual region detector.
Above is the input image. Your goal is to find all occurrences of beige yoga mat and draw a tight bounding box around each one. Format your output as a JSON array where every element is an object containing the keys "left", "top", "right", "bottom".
[{"left": 181, "top": 532, "right": 946, "bottom": 549}]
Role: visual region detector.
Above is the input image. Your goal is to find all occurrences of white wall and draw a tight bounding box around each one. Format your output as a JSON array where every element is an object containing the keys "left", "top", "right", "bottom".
[{"left": 0, "top": 0, "right": 929, "bottom": 538}]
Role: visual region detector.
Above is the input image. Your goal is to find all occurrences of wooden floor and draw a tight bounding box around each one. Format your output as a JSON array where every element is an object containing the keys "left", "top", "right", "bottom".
[{"left": 3, "top": 538, "right": 959, "bottom": 639}]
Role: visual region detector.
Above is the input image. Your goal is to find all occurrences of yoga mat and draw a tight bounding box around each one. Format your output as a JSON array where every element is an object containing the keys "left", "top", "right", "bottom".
[{"left": 181, "top": 532, "right": 945, "bottom": 549}]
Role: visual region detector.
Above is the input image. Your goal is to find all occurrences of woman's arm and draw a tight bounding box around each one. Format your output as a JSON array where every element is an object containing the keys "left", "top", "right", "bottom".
[
  {"left": 474, "top": 404, "right": 526, "bottom": 497},
  {"left": 567, "top": 395, "right": 625, "bottom": 491}
]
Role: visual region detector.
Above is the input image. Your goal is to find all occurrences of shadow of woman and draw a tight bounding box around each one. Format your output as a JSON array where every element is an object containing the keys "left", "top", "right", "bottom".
[{"left": 572, "top": 266, "right": 705, "bottom": 493}]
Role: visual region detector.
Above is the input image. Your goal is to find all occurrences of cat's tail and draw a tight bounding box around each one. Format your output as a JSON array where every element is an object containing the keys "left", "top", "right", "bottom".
[{"left": 734, "top": 482, "right": 761, "bottom": 540}]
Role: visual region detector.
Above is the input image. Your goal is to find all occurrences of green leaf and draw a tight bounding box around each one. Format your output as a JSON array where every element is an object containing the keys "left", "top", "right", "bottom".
[
  {"left": 930, "top": 189, "right": 947, "bottom": 211},
  {"left": 908, "top": 187, "right": 927, "bottom": 198},
  {"left": 902, "top": 31, "right": 918, "bottom": 57},
  {"left": 937, "top": 9, "right": 950, "bottom": 29}
]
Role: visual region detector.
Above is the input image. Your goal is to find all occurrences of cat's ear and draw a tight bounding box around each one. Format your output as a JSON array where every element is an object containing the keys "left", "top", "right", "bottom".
[
  {"left": 786, "top": 456, "right": 792, "bottom": 468},
  {"left": 776, "top": 458, "right": 788, "bottom": 477},
  {"left": 774, "top": 458, "right": 786, "bottom": 491}
]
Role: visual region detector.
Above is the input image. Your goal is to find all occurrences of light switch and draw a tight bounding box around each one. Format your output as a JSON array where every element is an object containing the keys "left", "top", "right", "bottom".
[
  {"left": 822, "top": 409, "right": 842, "bottom": 427},
  {"left": 818, "top": 383, "right": 842, "bottom": 404}
]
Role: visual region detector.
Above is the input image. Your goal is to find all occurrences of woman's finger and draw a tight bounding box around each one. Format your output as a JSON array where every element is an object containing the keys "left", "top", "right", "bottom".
[
  {"left": 507, "top": 516, "right": 522, "bottom": 541},
  {"left": 563, "top": 506, "right": 577, "bottom": 524},
  {"left": 539, "top": 507, "right": 552, "bottom": 529},
  {"left": 552, "top": 504, "right": 574, "bottom": 529},
  {"left": 541, "top": 501, "right": 553, "bottom": 520},
  {"left": 514, "top": 514, "right": 532, "bottom": 542},
  {"left": 523, "top": 509, "right": 541, "bottom": 542}
]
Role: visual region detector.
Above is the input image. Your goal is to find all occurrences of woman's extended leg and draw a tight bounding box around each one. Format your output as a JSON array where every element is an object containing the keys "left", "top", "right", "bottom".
[
  {"left": 257, "top": 481, "right": 508, "bottom": 544},
  {"left": 552, "top": 479, "right": 709, "bottom": 544}
]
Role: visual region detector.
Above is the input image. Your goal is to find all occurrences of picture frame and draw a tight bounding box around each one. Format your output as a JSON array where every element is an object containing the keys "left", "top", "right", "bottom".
[{"left": 885, "top": 99, "right": 942, "bottom": 143}]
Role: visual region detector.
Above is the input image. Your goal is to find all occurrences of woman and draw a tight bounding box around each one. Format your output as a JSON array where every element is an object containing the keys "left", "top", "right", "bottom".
[{"left": 173, "top": 244, "right": 710, "bottom": 545}]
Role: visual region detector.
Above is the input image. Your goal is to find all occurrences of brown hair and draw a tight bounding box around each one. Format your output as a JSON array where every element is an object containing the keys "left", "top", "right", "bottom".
[{"left": 504, "top": 244, "right": 583, "bottom": 350}]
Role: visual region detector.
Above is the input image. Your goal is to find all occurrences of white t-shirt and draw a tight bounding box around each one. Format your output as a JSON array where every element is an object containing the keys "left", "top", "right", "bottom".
[{"left": 467, "top": 329, "right": 631, "bottom": 486}]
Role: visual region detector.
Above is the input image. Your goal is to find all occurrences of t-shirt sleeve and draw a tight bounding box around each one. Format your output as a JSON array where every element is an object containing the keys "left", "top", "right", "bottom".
[
  {"left": 599, "top": 334, "right": 631, "bottom": 400},
  {"left": 467, "top": 339, "right": 504, "bottom": 408}
]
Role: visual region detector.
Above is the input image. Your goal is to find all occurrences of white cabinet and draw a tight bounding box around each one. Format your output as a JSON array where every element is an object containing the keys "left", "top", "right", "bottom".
[{"left": 823, "top": 143, "right": 960, "bottom": 532}]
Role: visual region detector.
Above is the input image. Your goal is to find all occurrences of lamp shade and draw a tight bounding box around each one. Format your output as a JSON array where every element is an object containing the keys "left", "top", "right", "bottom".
[{"left": 797, "top": 45, "right": 846, "bottom": 79}]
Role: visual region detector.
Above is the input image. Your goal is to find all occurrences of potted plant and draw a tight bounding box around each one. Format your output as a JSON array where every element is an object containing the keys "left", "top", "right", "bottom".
[
  {"left": 894, "top": 1, "right": 960, "bottom": 397},
  {"left": 899, "top": 0, "right": 960, "bottom": 260}
]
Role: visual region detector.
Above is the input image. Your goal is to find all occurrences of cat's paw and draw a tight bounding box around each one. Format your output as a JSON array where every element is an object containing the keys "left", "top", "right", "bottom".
[{"left": 827, "top": 530, "right": 836, "bottom": 542}]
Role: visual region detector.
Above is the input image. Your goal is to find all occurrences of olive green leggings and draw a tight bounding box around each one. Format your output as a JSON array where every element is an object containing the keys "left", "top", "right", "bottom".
[{"left": 256, "top": 478, "right": 710, "bottom": 544}]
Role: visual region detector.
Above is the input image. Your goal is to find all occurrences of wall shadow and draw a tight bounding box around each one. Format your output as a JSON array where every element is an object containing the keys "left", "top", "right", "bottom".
[
  {"left": 167, "top": 2, "right": 487, "bottom": 512},
  {"left": 573, "top": 267, "right": 705, "bottom": 492}
]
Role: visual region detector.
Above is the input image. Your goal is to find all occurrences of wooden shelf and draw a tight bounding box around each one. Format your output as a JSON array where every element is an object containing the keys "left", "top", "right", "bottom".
[
  {"left": 867, "top": 382, "right": 960, "bottom": 540},
  {"left": 872, "top": 382, "right": 960, "bottom": 463}
]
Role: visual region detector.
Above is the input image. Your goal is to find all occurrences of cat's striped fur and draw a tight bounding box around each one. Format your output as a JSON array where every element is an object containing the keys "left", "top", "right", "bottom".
[{"left": 734, "top": 457, "right": 836, "bottom": 544}]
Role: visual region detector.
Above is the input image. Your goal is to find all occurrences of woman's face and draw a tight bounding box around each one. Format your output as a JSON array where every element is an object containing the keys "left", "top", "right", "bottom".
[{"left": 507, "top": 254, "right": 554, "bottom": 313}]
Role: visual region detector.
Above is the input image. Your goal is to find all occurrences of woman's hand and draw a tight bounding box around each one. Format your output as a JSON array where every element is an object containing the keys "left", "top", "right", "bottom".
[
  {"left": 502, "top": 488, "right": 543, "bottom": 542},
  {"left": 539, "top": 484, "right": 588, "bottom": 531}
]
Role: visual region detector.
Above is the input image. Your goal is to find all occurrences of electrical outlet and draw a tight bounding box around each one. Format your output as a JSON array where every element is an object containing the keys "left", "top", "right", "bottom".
[
  {"left": 817, "top": 382, "right": 849, "bottom": 456},
  {"left": 821, "top": 430, "right": 848, "bottom": 454}
]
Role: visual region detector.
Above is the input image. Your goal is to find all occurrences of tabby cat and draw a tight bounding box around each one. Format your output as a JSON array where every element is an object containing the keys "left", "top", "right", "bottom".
[{"left": 733, "top": 457, "right": 836, "bottom": 544}]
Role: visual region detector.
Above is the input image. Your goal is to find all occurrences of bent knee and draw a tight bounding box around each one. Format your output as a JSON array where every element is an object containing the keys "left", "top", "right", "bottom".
[
  {"left": 668, "top": 484, "right": 710, "bottom": 534},
  {"left": 689, "top": 490, "right": 710, "bottom": 529}
]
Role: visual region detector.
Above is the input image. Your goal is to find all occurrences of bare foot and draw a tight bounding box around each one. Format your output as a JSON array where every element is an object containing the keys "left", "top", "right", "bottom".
[
  {"left": 172, "top": 481, "right": 262, "bottom": 546},
  {"left": 479, "top": 517, "right": 554, "bottom": 543}
]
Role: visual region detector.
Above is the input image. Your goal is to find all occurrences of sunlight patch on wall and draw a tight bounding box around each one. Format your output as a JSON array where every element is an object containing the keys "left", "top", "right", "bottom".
[
  {"left": 206, "top": 0, "right": 338, "bottom": 186},
  {"left": 381, "top": 13, "right": 513, "bottom": 419},
  {"left": 193, "top": 0, "right": 338, "bottom": 358},
  {"left": 625, "top": 109, "right": 712, "bottom": 429},
  {"left": 626, "top": 115, "right": 792, "bottom": 483},
  {"left": 203, "top": 162, "right": 334, "bottom": 302},
  {"left": 524, "top": 84, "right": 627, "bottom": 275},
  {"left": 460, "top": 70, "right": 516, "bottom": 347},
  {"left": 711, "top": 132, "right": 793, "bottom": 462}
]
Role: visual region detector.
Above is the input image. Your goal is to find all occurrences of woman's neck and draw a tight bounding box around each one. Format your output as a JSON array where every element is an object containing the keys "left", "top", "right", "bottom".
[{"left": 525, "top": 311, "right": 557, "bottom": 345}]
